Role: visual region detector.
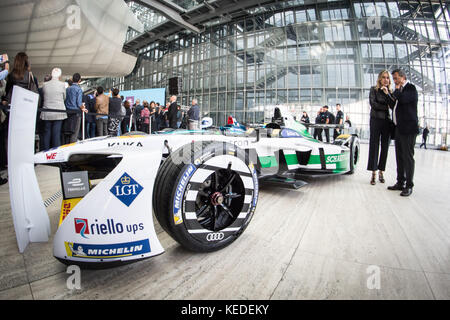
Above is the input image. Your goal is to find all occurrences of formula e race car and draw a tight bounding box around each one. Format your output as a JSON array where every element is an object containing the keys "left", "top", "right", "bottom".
[{"left": 8, "top": 88, "right": 359, "bottom": 269}]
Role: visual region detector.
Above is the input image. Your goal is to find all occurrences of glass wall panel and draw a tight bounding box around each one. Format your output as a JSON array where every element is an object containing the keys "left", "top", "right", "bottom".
[{"left": 109, "top": 0, "right": 449, "bottom": 146}]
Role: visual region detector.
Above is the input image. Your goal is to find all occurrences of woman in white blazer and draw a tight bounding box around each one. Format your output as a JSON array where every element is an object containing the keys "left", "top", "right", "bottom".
[{"left": 41, "top": 68, "right": 67, "bottom": 150}]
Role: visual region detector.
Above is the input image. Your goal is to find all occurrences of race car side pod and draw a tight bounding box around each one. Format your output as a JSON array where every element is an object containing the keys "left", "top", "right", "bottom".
[{"left": 8, "top": 86, "right": 51, "bottom": 253}]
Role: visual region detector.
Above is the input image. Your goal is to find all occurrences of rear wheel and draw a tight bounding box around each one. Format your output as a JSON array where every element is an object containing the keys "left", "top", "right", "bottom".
[{"left": 153, "top": 141, "right": 259, "bottom": 252}]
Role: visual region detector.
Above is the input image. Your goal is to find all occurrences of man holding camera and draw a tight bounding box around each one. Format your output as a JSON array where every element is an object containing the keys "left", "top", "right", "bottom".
[
  {"left": 0, "top": 54, "right": 9, "bottom": 81},
  {"left": 0, "top": 54, "right": 9, "bottom": 185}
]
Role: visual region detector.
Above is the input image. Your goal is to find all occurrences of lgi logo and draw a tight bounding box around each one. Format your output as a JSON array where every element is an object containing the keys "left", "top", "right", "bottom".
[{"left": 110, "top": 173, "right": 144, "bottom": 207}]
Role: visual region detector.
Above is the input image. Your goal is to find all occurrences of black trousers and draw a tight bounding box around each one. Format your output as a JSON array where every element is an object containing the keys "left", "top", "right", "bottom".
[
  {"left": 395, "top": 130, "right": 416, "bottom": 188},
  {"left": 324, "top": 128, "right": 330, "bottom": 143},
  {"left": 313, "top": 128, "right": 323, "bottom": 141},
  {"left": 367, "top": 117, "right": 391, "bottom": 172},
  {"left": 420, "top": 136, "right": 428, "bottom": 149}
]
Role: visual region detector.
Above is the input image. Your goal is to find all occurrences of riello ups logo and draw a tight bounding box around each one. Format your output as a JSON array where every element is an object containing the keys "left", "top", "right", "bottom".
[{"left": 110, "top": 173, "right": 144, "bottom": 207}]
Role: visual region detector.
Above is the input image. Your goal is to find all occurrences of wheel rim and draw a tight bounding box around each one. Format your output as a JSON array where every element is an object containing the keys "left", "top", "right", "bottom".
[{"left": 194, "top": 163, "right": 245, "bottom": 232}]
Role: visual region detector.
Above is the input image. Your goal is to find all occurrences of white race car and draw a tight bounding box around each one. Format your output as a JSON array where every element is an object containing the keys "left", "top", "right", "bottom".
[{"left": 8, "top": 89, "right": 359, "bottom": 269}]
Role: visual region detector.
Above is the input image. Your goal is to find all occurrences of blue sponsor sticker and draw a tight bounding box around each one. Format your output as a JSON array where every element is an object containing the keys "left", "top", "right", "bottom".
[
  {"left": 65, "top": 239, "right": 151, "bottom": 259},
  {"left": 110, "top": 173, "right": 144, "bottom": 207},
  {"left": 173, "top": 164, "right": 197, "bottom": 225},
  {"left": 251, "top": 166, "right": 259, "bottom": 208},
  {"left": 281, "top": 129, "right": 302, "bottom": 138}
]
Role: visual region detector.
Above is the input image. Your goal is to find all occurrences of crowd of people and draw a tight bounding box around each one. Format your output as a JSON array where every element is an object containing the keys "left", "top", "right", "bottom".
[
  {"left": 0, "top": 52, "right": 202, "bottom": 185},
  {"left": 300, "top": 103, "right": 351, "bottom": 143},
  {"left": 0, "top": 53, "right": 424, "bottom": 195}
]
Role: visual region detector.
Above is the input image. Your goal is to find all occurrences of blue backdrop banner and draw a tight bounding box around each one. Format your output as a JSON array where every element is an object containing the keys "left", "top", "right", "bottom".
[{"left": 120, "top": 88, "right": 166, "bottom": 106}]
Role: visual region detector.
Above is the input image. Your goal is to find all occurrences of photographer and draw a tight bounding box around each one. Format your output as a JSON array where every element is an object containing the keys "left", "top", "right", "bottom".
[
  {"left": 0, "top": 54, "right": 8, "bottom": 185},
  {"left": 0, "top": 54, "right": 10, "bottom": 81}
]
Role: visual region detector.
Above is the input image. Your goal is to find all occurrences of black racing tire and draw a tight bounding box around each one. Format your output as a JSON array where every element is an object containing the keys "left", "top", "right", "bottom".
[
  {"left": 348, "top": 137, "right": 360, "bottom": 174},
  {"left": 153, "top": 141, "right": 259, "bottom": 252}
]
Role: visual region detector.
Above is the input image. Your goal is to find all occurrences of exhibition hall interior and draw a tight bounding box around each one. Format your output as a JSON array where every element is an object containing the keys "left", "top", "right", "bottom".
[{"left": 0, "top": 0, "right": 449, "bottom": 302}]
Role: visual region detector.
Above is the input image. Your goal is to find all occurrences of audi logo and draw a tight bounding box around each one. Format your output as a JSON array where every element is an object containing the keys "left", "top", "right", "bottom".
[{"left": 206, "top": 232, "right": 225, "bottom": 242}]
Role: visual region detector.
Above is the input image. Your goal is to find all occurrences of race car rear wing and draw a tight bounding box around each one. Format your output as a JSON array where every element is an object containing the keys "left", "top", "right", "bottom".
[{"left": 7, "top": 86, "right": 51, "bottom": 253}]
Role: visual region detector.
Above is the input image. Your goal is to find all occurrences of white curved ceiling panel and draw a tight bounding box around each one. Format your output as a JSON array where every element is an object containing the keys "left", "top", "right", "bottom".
[{"left": 0, "top": 0, "right": 144, "bottom": 79}]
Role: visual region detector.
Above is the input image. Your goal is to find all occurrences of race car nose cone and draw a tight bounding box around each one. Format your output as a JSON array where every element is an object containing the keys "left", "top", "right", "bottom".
[{"left": 211, "top": 192, "right": 224, "bottom": 206}]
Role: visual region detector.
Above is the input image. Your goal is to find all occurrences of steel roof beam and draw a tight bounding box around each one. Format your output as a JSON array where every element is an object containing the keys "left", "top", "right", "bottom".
[{"left": 134, "top": 0, "right": 203, "bottom": 34}]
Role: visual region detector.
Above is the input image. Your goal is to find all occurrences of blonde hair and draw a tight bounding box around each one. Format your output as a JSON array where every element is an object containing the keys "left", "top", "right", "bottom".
[{"left": 376, "top": 70, "right": 393, "bottom": 93}]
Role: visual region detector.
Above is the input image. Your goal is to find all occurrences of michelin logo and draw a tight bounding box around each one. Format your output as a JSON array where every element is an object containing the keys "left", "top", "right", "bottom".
[
  {"left": 65, "top": 239, "right": 151, "bottom": 259},
  {"left": 173, "top": 164, "right": 196, "bottom": 225}
]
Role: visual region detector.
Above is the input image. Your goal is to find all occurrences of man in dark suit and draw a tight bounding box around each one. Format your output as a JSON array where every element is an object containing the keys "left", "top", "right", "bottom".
[
  {"left": 168, "top": 95, "right": 178, "bottom": 129},
  {"left": 334, "top": 103, "right": 344, "bottom": 141},
  {"left": 420, "top": 126, "right": 429, "bottom": 149},
  {"left": 388, "top": 69, "right": 419, "bottom": 197}
]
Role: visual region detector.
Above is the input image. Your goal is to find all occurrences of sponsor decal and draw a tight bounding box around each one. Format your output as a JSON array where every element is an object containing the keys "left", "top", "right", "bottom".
[
  {"left": 281, "top": 129, "right": 302, "bottom": 138},
  {"left": 59, "top": 198, "right": 82, "bottom": 226},
  {"left": 46, "top": 152, "right": 57, "bottom": 160},
  {"left": 249, "top": 162, "right": 259, "bottom": 210},
  {"left": 326, "top": 154, "right": 349, "bottom": 164},
  {"left": 62, "top": 171, "right": 90, "bottom": 199},
  {"left": 108, "top": 142, "right": 143, "bottom": 148},
  {"left": 74, "top": 218, "right": 144, "bottom": 238},
  {"left": 233, "top": 140, "right": 249, "bottom": 148},
  {"left": 206, "top": 232, "right": 225, "bottom": 242},
  {"left": 110, "top": 173, "right": 144, "bottom": 207},
  {"left": 64, "top": 239, "right": 151, "bottom": 259},
  {"left": 193, "top": 152, "right": 213, "bottom": 166},
  {"left": 74, "top": 218, "right": 90, "bottom": 239},
  {"left": 173, "top": 164, "right": 197, "bottom": 225}
]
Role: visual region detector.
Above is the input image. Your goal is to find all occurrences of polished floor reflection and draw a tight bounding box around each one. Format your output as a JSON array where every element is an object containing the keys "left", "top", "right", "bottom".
[{"left": 0, "top": 144, "right": 449, "bottom": 299}]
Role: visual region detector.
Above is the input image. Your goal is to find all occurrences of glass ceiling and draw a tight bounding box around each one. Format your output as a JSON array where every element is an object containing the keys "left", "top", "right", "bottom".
[{"left": 127, "top": 1, "right": 167, "bottom": 32}]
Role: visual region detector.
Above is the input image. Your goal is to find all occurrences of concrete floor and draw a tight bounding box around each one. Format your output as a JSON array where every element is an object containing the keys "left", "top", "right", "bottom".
[{"left": 0, "top": 144, "right": 449, "bottom": 300}]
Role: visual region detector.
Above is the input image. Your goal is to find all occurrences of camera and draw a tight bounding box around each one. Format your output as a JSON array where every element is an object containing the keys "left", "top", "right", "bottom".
[{"left": 0, "top": 54, "right": 8, "bottom": 71}]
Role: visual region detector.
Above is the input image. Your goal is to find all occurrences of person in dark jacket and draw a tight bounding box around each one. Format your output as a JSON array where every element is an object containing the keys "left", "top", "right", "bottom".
[
  {"left": 322, "top": 106, "right": 333, "bottom": 143},
  {"left": 388, "top": 69, "right": 419, "bottom": 197},
  {"left": 313, "top": 108, "right": 323, "bottom": 141},
  {"left": 368, "top": 70, "right": 396, "bottom": 185},
  {"left": 133, "top": 99, "right": 143, "bottom": 131},
  {"left": 64, "top": 73, "right": 86, "bottom": 144},
  {"left": 83, "top": 92, "right": 96, "bottom": 139},
  {"left": 420, "top": 126, "right": 429, "bottom": 149},
  {"left": 300, "top": 111, "right": 310, "bottom": 124},
  {"left": 168, "top": 96, "right": 178, "bottom": 129},
  {"left": 121, "top": 100, "right": 132, "bottom": 135},
  {"left": 2, "top": 52, "right": 39, "bottom": 169},
  {"left": 108, "top": 88, "right": 122, "bottom": 136},
  {"left": 187, "top": 99, "right": 200, "bottom": 130},
  {"left": 334, "top": 104, "right": 344, "bottom": 140}
]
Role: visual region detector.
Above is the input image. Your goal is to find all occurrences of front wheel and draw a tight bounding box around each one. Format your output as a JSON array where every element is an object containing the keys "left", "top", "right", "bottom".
[
  {"left": 153, "top": 141, "right": 259, "bottom": 252},
  {"left": 347, "top": 137, "right": 360, "bottom": 174}
]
